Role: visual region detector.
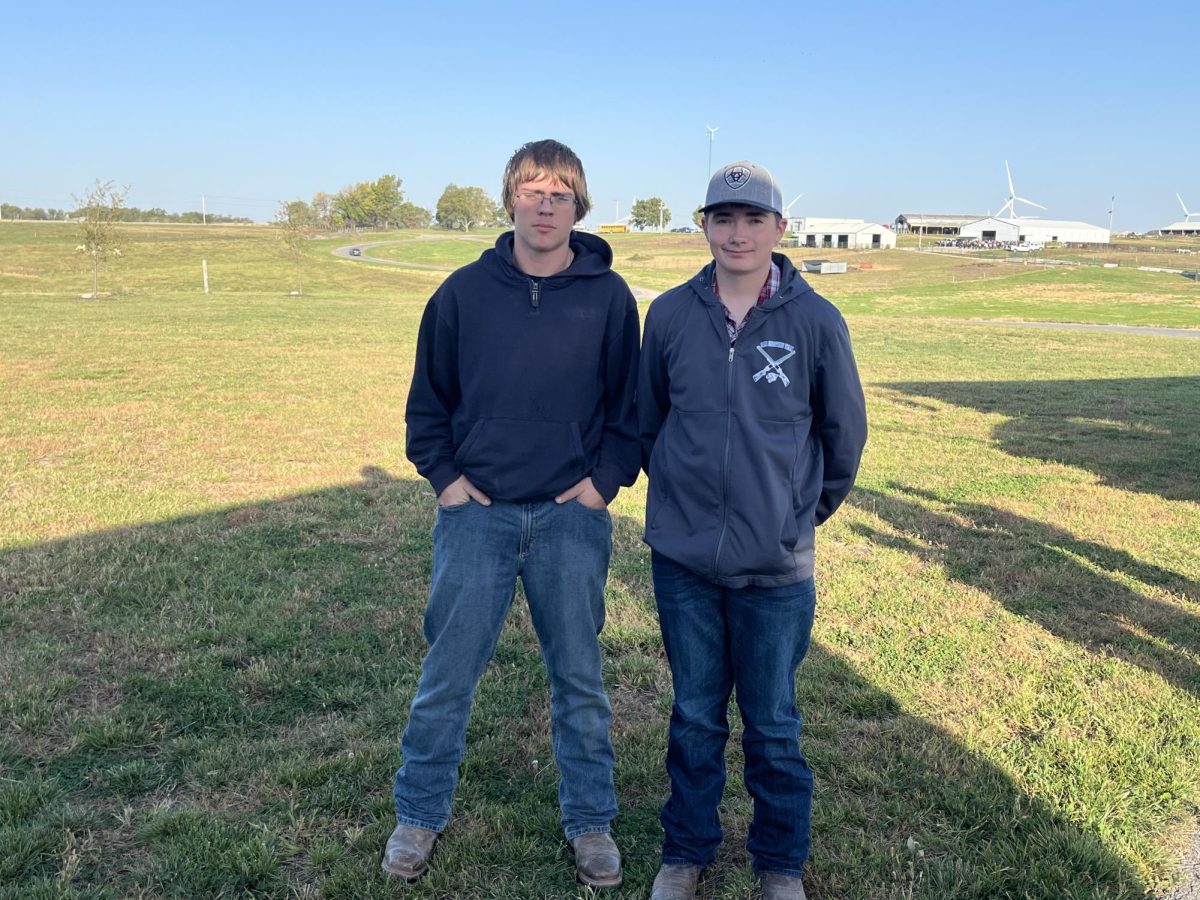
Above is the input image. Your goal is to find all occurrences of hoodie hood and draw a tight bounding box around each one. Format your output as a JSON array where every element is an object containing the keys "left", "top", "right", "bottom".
[
  {"left": 688, "top": 251, "right": 813, "bottom": 311},
  {"left": 489, "top": 229, "right": 615, "bottom": 281}
]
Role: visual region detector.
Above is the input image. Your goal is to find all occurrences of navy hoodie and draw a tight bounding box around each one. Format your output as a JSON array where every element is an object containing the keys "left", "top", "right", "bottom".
[
  {"left": 406, "top": 230, "right": 640, "bottom": 504},
  {"left": 639, "top": 253, "right": 867, "bottom": 587}
]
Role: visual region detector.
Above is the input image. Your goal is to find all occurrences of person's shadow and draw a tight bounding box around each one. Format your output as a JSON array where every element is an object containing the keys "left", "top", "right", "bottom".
[
  {"left": 883, "top": 376, "right": 1200, "bottom": 504},
  {"left": 849, "top": 483, "right": 1199, "bottom": 701},
  {"left": 0, "top": 466, "right": 1158, "bottom": 897}
]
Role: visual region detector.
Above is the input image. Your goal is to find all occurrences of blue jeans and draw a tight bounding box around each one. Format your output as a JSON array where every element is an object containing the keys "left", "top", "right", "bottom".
[
  {"left": 394, "top": 498, "right": 617, "bottom": 839},
  {"left": 652, "top": 551, "right": 816, "bottom": 877}
]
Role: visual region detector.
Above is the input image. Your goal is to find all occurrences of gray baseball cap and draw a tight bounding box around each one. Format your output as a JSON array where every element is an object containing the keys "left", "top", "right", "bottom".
[{"left": 701, "top": 161, "right": 783, "bottom": 215}]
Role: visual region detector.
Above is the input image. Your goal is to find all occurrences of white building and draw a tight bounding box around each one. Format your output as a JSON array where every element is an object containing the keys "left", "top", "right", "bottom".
[
  {"left": 959, "top": 217, "right": 1110, "bottom": 245},
  {"left": 893, "top": 213, "right": 984, "bottom": 235},
  {"left": 1154, "top": 220, "right": 1200, "bottom": 237},
  {"left": 789, "top": 217, "right": 896, "bottom": 250}
]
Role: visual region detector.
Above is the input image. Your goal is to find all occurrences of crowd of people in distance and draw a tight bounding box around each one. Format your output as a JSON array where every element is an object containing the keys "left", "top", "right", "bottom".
[{"left": 934, "top": 237, "right": 1016, "bottom": 249}]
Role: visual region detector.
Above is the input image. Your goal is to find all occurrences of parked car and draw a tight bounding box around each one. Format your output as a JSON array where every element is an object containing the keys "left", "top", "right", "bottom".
[
  {"left": 671, "top": 225, "right": 700, "bottom": 233},
  {"left": 349, "top": 248, "right": 362, "bottom": 256}
]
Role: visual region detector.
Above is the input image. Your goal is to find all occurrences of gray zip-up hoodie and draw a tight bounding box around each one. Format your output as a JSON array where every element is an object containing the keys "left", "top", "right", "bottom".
[{"left": 638, "top": 253, "right": 867, "bottom": 588}]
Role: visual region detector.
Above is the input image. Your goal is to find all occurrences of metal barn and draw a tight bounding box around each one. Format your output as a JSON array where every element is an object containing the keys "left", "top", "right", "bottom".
[
  {"left": 960, "top": 217, "right": 1110, "bottom": 245},
  {"left": 790, "top": 217, "right": 897, "bottom": 250}
]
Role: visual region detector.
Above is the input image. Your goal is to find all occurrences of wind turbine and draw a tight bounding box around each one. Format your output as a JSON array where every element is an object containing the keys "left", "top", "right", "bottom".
[
  {"left": 706, "top": 126, "right": 719, "bottom": 178},
  {"left": 997, "top": 161, "right": 1047, "bottom": 219},
  {"left": 1177, "top": 193, "right": 1200, "bottom": 223},
  {"left": 783, "top": 193, "right": 804, "bottom": 217}
]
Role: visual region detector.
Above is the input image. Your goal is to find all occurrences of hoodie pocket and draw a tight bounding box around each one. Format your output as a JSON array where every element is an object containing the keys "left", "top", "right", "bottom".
[{"left": 455, "top": 418, "right": 586, "bottom": 498}]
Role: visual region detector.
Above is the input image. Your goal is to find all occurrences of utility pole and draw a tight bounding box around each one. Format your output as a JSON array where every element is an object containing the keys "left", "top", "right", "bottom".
[
  {"left": 202, "top": 194, "right": 207, "bottom": 225},
  {"left": 1108, "top": 195, "right": 1115, "bottom": 234}
]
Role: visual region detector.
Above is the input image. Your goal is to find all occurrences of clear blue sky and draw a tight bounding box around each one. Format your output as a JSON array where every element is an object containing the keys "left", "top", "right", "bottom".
[{"left": 4, "top": 0, "right": 1197, "bottom": 232}]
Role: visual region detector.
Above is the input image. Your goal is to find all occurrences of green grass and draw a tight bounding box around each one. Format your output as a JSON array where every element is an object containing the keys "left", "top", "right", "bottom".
[
  {"left": 363, "top": 231, "right": 499, "bottom": 267},
  {"left": 2, "top": 222, "right": 1199, "bottom": 898},
  {"left": 826, "top": 261, "right": 1200, "bottom": 327}
]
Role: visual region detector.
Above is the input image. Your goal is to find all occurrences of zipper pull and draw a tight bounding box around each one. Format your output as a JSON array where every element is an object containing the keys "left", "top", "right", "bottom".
[
  {"left": 530, "top": 280, "right": 541, "bottom": 309},
  {"left": 728, "top": 345, "right": 735, "bottom": 364}
]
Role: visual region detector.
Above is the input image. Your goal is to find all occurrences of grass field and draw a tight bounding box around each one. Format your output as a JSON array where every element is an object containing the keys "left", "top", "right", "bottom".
[{"left": 2, "top": 221, "right": 1198, "bottom": 899}]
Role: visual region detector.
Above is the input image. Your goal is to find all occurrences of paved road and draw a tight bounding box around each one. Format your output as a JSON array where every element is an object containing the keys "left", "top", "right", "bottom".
[
  {"left": 1162, "top": 830, "right": 1200, "bottom": 900},
  {"left": 333, "top": 239, "right": 459, "bottom": 271}
]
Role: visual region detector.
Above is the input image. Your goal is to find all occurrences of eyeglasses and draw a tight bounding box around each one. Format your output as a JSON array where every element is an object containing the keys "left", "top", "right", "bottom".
[{"left": 514, "top": 190, "right": 577, "bottom": 208}]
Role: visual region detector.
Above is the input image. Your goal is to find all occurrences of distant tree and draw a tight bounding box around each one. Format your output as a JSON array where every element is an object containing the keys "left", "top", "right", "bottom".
[
  {"left": 65, "top": 203, "right": 249, "bottom": 225},
  {"left": 395, "top": 200, "right": 433, "bottom": 229},
  {"left": 329, "top": 176, "right": 413, "bottom": 230},
  {"left": 332, "top": 183, "right": 369, "bottom": 231},
  {"left": 311, "top": 192, "right": 334, "bottom": 229},
  {"left": 630, "top": 197, "right": 672, "bottom": 231},
  {"left": 692, "top": 206, "right": 704, "bottom": 228},
  {"left": 488, "top": 202, "right": 510, "bottom": 228},
  {"left": 436, "top": 184, "right": 494, "bottom": 232},
  {"left": 367, "top": 174, "right": 405, "bottom": 228},
  {"left": 73, "top": 179, "right": 129, "bottom": 296},
  {"left": 276, "top": 200, "right": 315, "bottom": 295},
  {"left": 1, "top": 203, "right": 58, "bottom": 221}
]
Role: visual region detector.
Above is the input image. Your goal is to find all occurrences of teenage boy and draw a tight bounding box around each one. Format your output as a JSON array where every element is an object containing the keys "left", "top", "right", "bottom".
[
  {"left": 638, "top": 161, "right": 867, "bottom": 900},
  {"left": 384, "top": 139, "right": 640, "bottom": 889}
]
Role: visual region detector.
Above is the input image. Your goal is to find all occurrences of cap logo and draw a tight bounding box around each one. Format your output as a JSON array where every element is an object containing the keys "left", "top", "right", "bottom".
[{"left": 724, "top": 165, "right": 752, "bottom": 191}]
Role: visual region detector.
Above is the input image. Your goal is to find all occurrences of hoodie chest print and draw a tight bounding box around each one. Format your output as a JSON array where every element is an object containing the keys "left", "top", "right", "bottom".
[{"left": 751, "top": 340, "right": 796, "bottom": 387}]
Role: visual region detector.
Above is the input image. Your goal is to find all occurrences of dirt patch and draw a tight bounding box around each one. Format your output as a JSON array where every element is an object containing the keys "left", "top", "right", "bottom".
[
  {"left": 0, "top": 575, "right": 19, "bottom": 600},
  {"left": 610, "top": 683, "right": 668, "bottom": 730},
  {"left": 224, "top": 506, "right": 269, "bottom": 527},
  {"left": 1163, "top": 827, "right": 1200, "bottom": 900}
]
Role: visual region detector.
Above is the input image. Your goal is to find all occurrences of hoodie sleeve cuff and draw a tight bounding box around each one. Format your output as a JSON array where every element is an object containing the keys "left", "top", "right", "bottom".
[
  {"left": 590, "top": 470, "right": 620, "bottom": 505},
  {"left": 427, "top": 464, "right": 460, "bottom": 499}
]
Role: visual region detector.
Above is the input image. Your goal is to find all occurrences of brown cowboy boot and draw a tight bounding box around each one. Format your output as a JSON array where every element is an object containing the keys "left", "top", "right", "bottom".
[
  {"left": 380, "top": 824, "right": 438, "bottom": 881},
  {"left": 569, "top": 832, "right": 623, "bottom": 888},
  {"left": 761, "top": 872, "right": 807, "bottom": 899},
  {"left": 650, "top": 863, "right": 701, "bottom": 899}
]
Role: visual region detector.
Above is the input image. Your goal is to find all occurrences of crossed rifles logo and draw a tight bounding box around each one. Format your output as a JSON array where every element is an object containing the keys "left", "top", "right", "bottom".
[{"left": 752, "top": 340, "right": 796, "bottom": 386}]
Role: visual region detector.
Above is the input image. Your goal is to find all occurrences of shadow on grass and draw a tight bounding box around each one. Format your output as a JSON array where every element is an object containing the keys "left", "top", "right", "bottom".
[
  {"left": 0, "top": 467, "right": 1155, "bottom": 898},
  {"left": 850, "top": 484, "right": 1199, "bottom": 700},
  {"left": 884, "top": 377, "right": 1200, "bottom": 504}
]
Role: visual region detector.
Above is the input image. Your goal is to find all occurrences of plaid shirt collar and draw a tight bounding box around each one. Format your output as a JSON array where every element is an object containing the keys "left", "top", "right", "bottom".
[{"left": 713, "top": 262, "right": 780, "bottom": 343}]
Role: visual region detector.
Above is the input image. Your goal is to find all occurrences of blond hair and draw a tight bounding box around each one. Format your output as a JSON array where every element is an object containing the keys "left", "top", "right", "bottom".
[{"left": 501, "top": 139, "right": 590, "bottom": 224}]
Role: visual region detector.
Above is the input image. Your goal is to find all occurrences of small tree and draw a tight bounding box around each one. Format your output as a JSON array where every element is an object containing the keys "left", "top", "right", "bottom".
[
  {"left": 276, "top": 200, "right": 315, "bottom": 295},
  {"left": 692, "top": 205, "right": 704, "bottom": 228},
  {"left": 73, "top": 179, "right": 129, "bottom": 296},
  {"left": 630, "top": 197, "right": 672, "bottom": 231}
]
